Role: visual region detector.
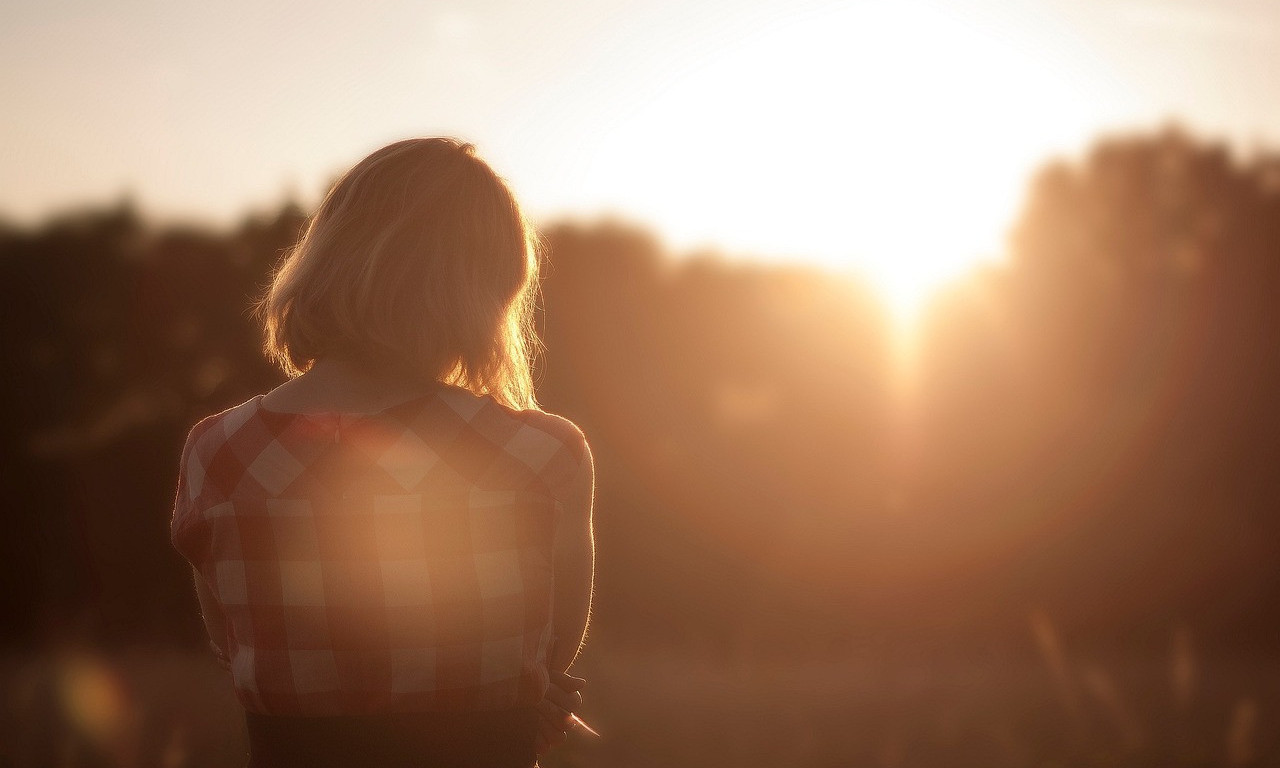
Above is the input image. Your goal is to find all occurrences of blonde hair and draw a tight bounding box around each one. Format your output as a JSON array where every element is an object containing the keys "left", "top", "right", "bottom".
[{"left": 257, "top": 138, "right": 541, "bottom": 410}]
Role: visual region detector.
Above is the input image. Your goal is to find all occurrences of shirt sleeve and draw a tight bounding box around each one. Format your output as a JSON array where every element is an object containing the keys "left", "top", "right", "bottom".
[{"left": 170, "top": 417, "right": 213, "bottom": 562}]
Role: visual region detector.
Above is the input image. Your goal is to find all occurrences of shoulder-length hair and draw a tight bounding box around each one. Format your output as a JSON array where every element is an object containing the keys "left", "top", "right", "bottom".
[{"left": 256, "top": 138, "right": 541, "bottom": 410}]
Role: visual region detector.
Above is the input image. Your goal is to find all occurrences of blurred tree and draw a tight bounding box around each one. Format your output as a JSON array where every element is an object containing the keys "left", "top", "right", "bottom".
[
  {"left": 0, "top": 126, "right": 1276, "bottom": 658},
  {"left": 914, "top": 124, "right": 1280, "bottom": 650}
]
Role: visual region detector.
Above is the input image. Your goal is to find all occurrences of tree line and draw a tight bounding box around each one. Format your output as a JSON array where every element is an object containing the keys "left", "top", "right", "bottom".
[{"left": 2, "top": 125, "right": 1277, "bottom": 659}]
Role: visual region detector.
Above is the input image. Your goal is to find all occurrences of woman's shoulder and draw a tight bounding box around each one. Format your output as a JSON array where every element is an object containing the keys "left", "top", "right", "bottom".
[
  {"left": 510, "top": 408, "right": 588, "bottom": 451},
  {"left": 439, "top": 390, "right": 591, "bottom": 479},
  {"left": 172, "top": 397, "right": 264, "bottom": 536},
  {"left": 498, "top": 407, "right": 590, "bottom": 497},
  {"left": 181, "top": 395, "right": 264, "bottom": 454},
  {"left": 428, "top": 385, "right": 584, "bottom": 448}
]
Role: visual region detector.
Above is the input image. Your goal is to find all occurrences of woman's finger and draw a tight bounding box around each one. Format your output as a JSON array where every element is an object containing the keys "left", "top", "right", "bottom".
[
  {"left": 548, "top": 670, "right": 586, "bottom": 692},
  {"left": 536, "top": 697, "right": 572, "bottom": 728},
  {"left": 537, "top": 719, "right": 568, "bottom": 749},
  {"left": 535, "top": 704, "right": 569, "bottom": 756},
  {"left": 544, "top": 686, "right": 582, "bottom": 715}
]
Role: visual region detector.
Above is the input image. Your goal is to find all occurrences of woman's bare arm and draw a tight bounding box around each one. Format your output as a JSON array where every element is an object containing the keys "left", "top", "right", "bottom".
[{"left": 548, "top": 441, "right": 595, "bottom": 673}]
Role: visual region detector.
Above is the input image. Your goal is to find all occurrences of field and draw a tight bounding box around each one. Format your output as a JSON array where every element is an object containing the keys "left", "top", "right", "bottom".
[{"left": 4, "top": 643, "right": 1276, "bottom": 767}]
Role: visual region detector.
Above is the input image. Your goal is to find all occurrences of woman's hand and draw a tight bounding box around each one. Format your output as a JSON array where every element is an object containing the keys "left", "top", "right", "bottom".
[{"left": 535, "top": 670, "right": 586, "bottom": 756}]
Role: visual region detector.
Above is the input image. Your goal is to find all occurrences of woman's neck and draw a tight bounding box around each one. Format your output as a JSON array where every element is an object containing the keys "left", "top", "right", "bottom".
[{"left": 263, "top": 356, "right": 440, "bottom": 414}]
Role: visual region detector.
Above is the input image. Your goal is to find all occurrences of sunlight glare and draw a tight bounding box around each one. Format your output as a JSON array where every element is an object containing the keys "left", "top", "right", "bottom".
[{"left": 585, "top": 1, "right": 1100, "bottom": 325}]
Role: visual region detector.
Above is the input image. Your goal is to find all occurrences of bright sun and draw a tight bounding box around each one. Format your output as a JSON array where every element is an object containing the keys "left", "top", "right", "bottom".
[{"left": 583, "top": 1, "right": 1098, "bottom": 324}]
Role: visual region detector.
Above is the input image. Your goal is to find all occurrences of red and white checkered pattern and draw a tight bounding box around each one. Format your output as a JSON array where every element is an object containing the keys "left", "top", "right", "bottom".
[{"left": 171, "top": 385, "right": 588, "bottom": 716}]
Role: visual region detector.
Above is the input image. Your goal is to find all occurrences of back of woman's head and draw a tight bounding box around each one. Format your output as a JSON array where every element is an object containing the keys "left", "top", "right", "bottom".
[{"left": 258, "top": 138, "right": 540, "bottom": 410}]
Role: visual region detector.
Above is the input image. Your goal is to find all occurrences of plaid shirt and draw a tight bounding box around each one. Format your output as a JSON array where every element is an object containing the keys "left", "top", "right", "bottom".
[{"left": 171, "top": 385, "right": 588, "bottom": 716}]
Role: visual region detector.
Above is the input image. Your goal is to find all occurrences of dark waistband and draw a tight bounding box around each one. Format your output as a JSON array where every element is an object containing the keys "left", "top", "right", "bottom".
[{"left": 244, "top": 708, "right": 539, "bottom": 768}]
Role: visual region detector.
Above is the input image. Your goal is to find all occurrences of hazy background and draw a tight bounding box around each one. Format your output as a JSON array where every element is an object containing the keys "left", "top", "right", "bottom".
[
  {"left": 3, "top": 1, "right": 1279, "bottom": 766},
  {"left": 7, "top": 0, "right": 1280, "bottom": 290}
]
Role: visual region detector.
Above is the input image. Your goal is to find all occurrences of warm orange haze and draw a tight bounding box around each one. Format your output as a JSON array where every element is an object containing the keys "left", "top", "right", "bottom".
[
  {"left": 6, "top": 0, "right": 1279, "bottom": 319},
  {"left": 3, "top": 0, "right": 1280, "bottom": 766}
]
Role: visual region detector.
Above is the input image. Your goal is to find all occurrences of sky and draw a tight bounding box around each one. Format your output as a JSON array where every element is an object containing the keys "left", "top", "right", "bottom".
[{"left": 2, "top": 0, "right": 1279, "bottom": 303}]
